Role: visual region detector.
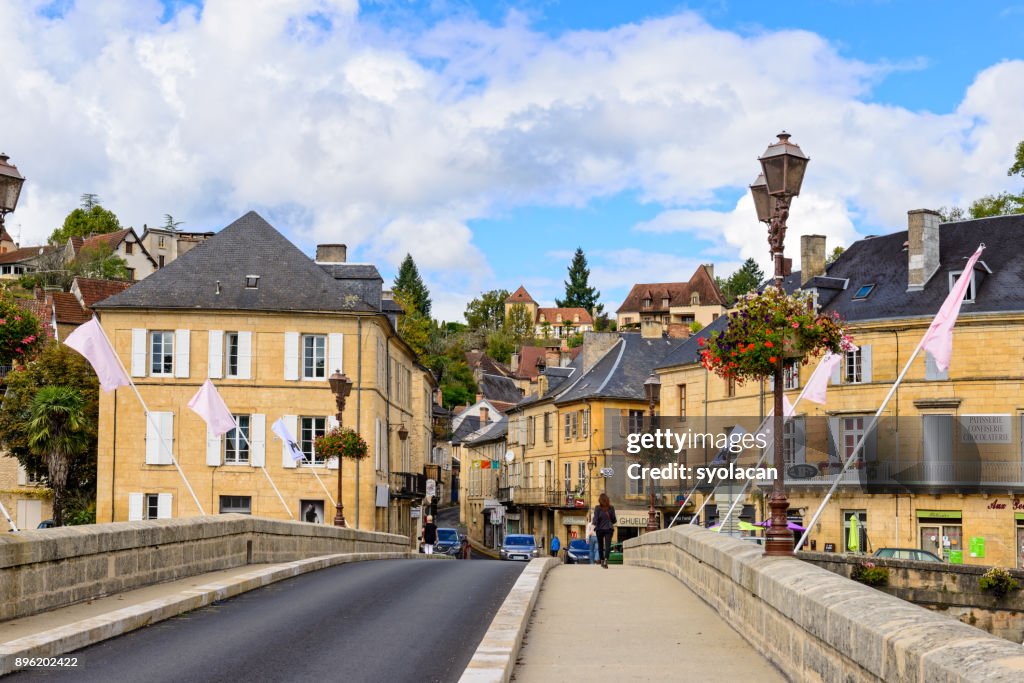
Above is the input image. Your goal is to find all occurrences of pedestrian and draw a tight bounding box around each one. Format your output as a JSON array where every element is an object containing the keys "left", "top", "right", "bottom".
[
  {"left": 586, "top": 514, "right": 598, "bottom": 565},
  {"left": 550, "top": 533, "right": 561, "bottom": 560},
  {"left": 422, "top": 515, "right": 438, "bottom": 555},
  {"left": 593, "top": 493, "right": 617, "bottom": 568}
]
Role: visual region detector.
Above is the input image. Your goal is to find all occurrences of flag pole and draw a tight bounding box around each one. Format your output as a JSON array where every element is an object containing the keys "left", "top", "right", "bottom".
[
  {"left": 233, "top": 430, "right": 294, "bottom": 519},
  {"left": 795, "top": 244, "right": 984, "bottom": 551},
  {"left": 0, "top": 500, "right": 18, "bottom": 532}
]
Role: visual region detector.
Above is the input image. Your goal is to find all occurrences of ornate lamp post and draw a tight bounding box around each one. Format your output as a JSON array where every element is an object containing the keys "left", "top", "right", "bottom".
[
  {"left": 643, "top": 372, "right": 661, "bottom": 533},
  {"left": 0, "top": 154, "right": 26, "bottom": 231},
  {"left": 750, "top": 132, "right": 810, "bottom": 556},
  {"left": 328, "top": 369, "right": 353, "bottom": 527},
  {"left": 586, "top": 455, "right": 597, "bottom": 509}
]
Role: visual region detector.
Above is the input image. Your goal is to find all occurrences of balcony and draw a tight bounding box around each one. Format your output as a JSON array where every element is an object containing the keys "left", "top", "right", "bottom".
[
  {"left": 516, "top": 487, "right": 565, "bottom": 506},
  {"left": 390, "top": 472, "right": 426, "bottom": 498},
  {"left": 759, "top": 459, "right": 1024, "bottom": 491},
  {"left": 497, "top": 486, "right": 514, "bottom": 503}
]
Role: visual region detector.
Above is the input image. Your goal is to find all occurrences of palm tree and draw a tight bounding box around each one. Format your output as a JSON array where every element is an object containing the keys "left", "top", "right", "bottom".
[{"left": 27, "top": 386, "right": 90, "bottom": 527}]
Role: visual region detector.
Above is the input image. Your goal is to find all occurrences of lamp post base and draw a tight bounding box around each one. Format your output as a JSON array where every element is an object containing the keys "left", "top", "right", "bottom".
[
  {"left": 645, "top": 493, "right": 659, "bottom": 533},
  {"left": 333, "top": 503, "right": 347, "bottom": 528},
  {"left": 763, "top": 491, "right": 793, "bottom": 556}
]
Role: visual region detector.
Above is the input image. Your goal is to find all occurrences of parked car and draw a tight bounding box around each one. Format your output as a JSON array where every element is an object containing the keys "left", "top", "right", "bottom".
[
  {"left": 565, "top": 538, "right": 592, "bottom": 564},
  {"left": 499, "top": 534, "right": 539, "bottom": 561},
  {"left": 434, "top": 528, "right": 462, "bottom": 557},
  {"left": 608, "top": 542, "right": 623, "bottom": 565},
  {"left": 36, "top": 520, "right": 55, "bottom": 529},
  {"left": 873, "top": 548, "right": 944, "bottom": 562}
]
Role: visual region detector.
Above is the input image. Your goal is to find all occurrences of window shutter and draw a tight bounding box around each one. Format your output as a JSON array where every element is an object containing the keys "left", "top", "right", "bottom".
[
  {"left": 282, "top": 414, "right": 299, "bottom": 468},
  {"left": 328, "top": 333, "right": 343, "bottom": 375},
  {"left": 208, "top": 330, "right": 224, "bottom": 379},
  {"left": 375, "top": 418, "right": 382, "bottom": 470},
  {"left": 157, "top": 493, "right": 172, "bottom": 519},
  {"left": 864, "top": 418, "right": 878, "bottom": 463},
  {"left": 827, "top": 417, "right": 840, "bottom": 463},
  {"left": 830, "top": 357, "right": 842, "bottom": 385},
  {"left": 128, "top": 493, "right": 143, "bottom": 521},
  {"left": 206, "top": 424, "right": 222, "bottom": 466},
  {"left": 174, "top": 329, "right": 190, "bottom": 378},
  {"left": 794, "top": 417, "right": 806, "bottom": 465},
  {"left": 237, "top": 331, "right": 253, "bottom": 380},
  {"left": 925, "top": 351, "right": 948, "bottom": 381},
  {"left": 326, "top": 415, "right": 340, "bottom": 469},
  {"left": 250, "top": 413, "right": 266, "bottom": 467},
  {"left": 284, "top": 332, "right": 299, "bottom": 380},
  {"left": 860, "top": 345, "right": 872, "bottom": 383},
  {"left": 146, "top": 411, "right": 174, "bottom": 465},
  {"left": 16, "top": 463, "right": 27, "bottom": 486},
  {"left": 131, "top": 328, "right": 147, "bottom": 377}
]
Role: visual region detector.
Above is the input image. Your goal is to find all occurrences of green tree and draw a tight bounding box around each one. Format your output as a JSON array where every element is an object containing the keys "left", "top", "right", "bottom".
[
  {"left": 555, "top": 247, "right": 601, "bottom": 314},
  {"left": 394, "top": 254, "right": 431, "bottom": 317},
  {"left": 0, "top": 344, "right": 99, "bottom": 523},
  {"left": 0, "top": 287, "right": 44, "bottom": 365},
  {"left": 485, "top": 329, "right": 516, "bottom": 364},
  {"left": 464, "top": 289, "right": 509, "bottom": 331},
  {"left": 394, "top": 290, "right": 434, "bottom": 359},
  {"left": 718, "top": 258, "right": 765, "bottom": 305},
  {"left": 27, "top": 386, "right": 91, "bottom": 527},
  {"left": 503, "top": 303, "right": 535, "bottom": 342},
  {"left": 69, "top": 243, "right": 130, "bottom": 281},
  {"left": 49, "top": 197, "right": 122, "bottom": 245},
  {"left": 163, "top": 214, "right": 184, "bottom": 231},
  {"left": 825, "top": 246, "right": 845, "bottom": 265},
  {"left": 965, "top": 140, "right": 1024, "bottom": 219}
]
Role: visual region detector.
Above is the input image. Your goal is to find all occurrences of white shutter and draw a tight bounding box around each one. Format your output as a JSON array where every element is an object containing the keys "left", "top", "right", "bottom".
[
  {"left": 375, "top": 418, "right": 381, "bottom": 470},
  {"left": 327, "top": 415, "right": 340, "bottom": 469},
  {"left": 794, "top": 417, "right": 806, "bottom": 465},
  {"left": 16, "top": 464, "right": 27, "bottom": 486},
  {"left": 830, "top": 356, "right": 842, "bottom": 385},
  {"left": 250, "top": 413, "right": 266, "bottom": 467},
  {"left": 237, "top": 331, "right": 253, "bottom": 380},
  {"left": 284, "top": 332, "right": 299, "bottom": 380},
  {"left": 328, "top": 333, "right": 343, "bottom": 375},
  {"left": 282, "top": 414, "right": 299, "bottom": 468},
  {"left": 157, "top": 493, "right": 172, "bottom": 519},
  {"left": 128, "top": 493, "right": 143, "bottom": 521},
  {"left": 925, "top": 351, "right": 949, "bottom": 381},
  {"left": 147, "top": 411, "right": 174, "bottom": 465},
  {"left": 206, "top": 424, "right": 222, "bottom": 466},
  {"left": 131, "top": 328, "right": 147, "bottom": 377},
  {"left": 208, "top": 330, "right": 224, "bottom": 379},
  {"left": 174, "top": 329, "right": 190, "bottom": 378},
  {"left": 861, "top": 345, "right": 872, "bottom": 383}
]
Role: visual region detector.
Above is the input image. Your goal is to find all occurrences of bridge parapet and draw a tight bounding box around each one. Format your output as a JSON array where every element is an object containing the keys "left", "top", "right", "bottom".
[
  {"left": 625, "top": 527, "right": 1024, "bottom": 682},
  {"left": 0, "top": 516, "right": 409, "bottom": 621}
]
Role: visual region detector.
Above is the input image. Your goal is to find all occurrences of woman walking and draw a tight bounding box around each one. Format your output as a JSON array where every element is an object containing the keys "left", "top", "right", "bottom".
[
  {"left": 586, "top": 514, "right": 598, "bottom": 565},
  {"left": 593, "top": 493, "right": 617, "bottom": 568}
]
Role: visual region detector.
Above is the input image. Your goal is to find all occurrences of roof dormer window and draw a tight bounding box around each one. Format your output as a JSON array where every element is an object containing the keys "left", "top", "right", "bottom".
[
  {"left": 690, "top": 293, "right": 700, "bottom": 306},
  {"left": 949, "top": 270, "right": 975, "bottom": 303},
  {"left": 643, "top": 297, "right": 652, "bottom": 309},
  {"left": 245, "top": 275, "right": 260, "bottom": 289},
  {"left": 661, "top": 297, "right": 669, "bottom": 308}
]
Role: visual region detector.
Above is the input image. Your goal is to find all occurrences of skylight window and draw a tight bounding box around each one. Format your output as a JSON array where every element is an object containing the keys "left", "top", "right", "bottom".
[
  {"left": 245, "top": 275, "right": 260, "bottom": 289},
  {"left": 852, "top": 284, "right": 875, "bottom": 300}
]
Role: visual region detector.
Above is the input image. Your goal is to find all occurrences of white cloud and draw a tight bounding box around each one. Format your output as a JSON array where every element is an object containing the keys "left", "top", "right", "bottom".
[{"left": 2, "top": 1, "right": 1022, "bottom": 318}]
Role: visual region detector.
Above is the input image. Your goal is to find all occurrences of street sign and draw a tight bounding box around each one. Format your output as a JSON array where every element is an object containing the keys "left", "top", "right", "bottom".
[
  {"left": 426, "top": 479, "right": 436, "bottom": 497},
  {"left": 788, "top": 463, "right": 819, "bottom": 479},
  {"left": 600, "top": 467, "right": 614, "bottom": 477},
  {"left": 411, "top": 506, "right": 421, "bottom": 519}
]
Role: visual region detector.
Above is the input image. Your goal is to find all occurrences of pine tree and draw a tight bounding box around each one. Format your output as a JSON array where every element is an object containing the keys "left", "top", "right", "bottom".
[
  {"left": 555, "top": 247, "right": 601, "bottom": 314},
  {"left": 394, "top": 254, "right": 431, "bottom": 318}
]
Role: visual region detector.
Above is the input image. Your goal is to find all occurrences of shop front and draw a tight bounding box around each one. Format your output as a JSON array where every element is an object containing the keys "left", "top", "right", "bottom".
[
  {"left": 916, "top": 509, "right": 963, "bottom": 562},
  {"left": 615, "top": 509, "right": 662, "bottom": 543}
]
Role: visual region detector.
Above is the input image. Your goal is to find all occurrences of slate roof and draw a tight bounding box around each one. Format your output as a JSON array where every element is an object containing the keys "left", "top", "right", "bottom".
[
  {"left": 511, "top": 359, "right": 582, "bottom": 410},
  {"left": 450, "top": 415, "right": 482, "bottom": 445},
  {"left": 507, "top": 286, "right": 535, "bottom": 304},
  {"left": 554, "top": 333, "right": 686, "bottom": 404},
  {"left": 479, "top": 373, "right": 524, "bottom": 405},
  {"left": 95, "top": 212, "right": 377, "bottom": 313},
  {"left": 616, "top": 265, "right": 726, "bottom": 313},
  {"left": 656, "top": 314, "right": 729, "bottom": 369},
  {"left": 463, "top": 416, "right": 509, "bottom": 446}
]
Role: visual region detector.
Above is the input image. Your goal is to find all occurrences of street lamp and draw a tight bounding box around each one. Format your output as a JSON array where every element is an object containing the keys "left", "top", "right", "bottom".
[
  {"left": 751, "top": 131, "right": 810, "bottom": 557},
  {"left": 328, "top": 369, "right": 353, "bottom": 527},
  {"left": 0, "top": 154, "right": 26, "bottom": 231},
  {"left": 643, "top": 372, "right": 661, "bottom": 533}
]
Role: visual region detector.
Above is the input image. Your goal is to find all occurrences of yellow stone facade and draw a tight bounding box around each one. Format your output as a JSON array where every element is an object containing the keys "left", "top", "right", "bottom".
[
  {"left": 0, "top": 455, "right": 52, "bottom": 530},
  {"left": 95, "top": 307, "right": 434, "bottom": 547}
]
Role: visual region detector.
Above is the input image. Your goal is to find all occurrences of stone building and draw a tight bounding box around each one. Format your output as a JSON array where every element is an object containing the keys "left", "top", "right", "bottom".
[
  {"left": 504, "top": 286, "right": 594, "bottom": 339},
  {"left": 615, "top": 264, "right": 727, "bottom": 332}
]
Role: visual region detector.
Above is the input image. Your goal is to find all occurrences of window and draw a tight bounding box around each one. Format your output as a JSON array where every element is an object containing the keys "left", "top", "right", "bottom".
[
  {"left": 224, "top": 415, "right": 250, "bottom": 464},
  {"left": 145, "top": 494, "right": 159, "bottom": 520},
  {"left": 627, "top": 409, "right": 644, "bottom": 435},
  {"left": 690, "top": 292, "right": 700, "bottom": 305},
  {"left": 842, "top": 510, "right": 867, "bottom": 553},
  {"left": 578, "top": 461, "right": 587, "bottom": 490},
  {"left": 302, "top": 334, "right": 326, "bottom": 379},
  {"left": 852, "top": 284, "right": 875, "bottom": 300},
  {"left": 564, "top": 462, "right": 572, "bottom": 493},
  {"left": 544, "top": 413, "right": 552, "bottom": 443},
  {"left": 726, "top": 376, "right": 736, "bottom": 397},
  {"left": 150, "top": 331, "right": 174, "bottom": 376},
  {"left": 661, "top": 297, "right": 669, "bottom": 308},
  {"left": 225, "top": 332, "right": 240, "bottom": 377},
  {"left": 844, "top": 348, "right": 863, "bottom": 383},
  {"left": 783, "top": 360, "right": 800, "bottom": 390},
  {"left": 581, "top": 410, "right": 590, "bottom": 437},
  {"left": 842, "top": 417, "right": 866, "bottom": 462},
  {"left": 158, "top": 236, "right": 167, "bottom": 249},
  {"left": 643, "top": 297, "right": 652, "bottom": 309},
  {"left": 528, "top": 416, "right": 536, "bottom": 447},
  {"left": 127, "top": 267, "right": 135, "bottom": 280},
  {"left": 300, "top": 417, "right": 327, "bottom": 465},
  {"left": 245, "top": 275, "right": 260, "bottom": 289},
  {"left": 629, "top": 460, "right": 645, "bottom": 495},
  {"left": 158, "top": 255, "right": 165, "bottom": 268},
  {"left": 924, "top": 351, "right": 949, "bottom": 381},
  {"left": 678, "top": 385, "right": 686, "bottom": 417},
  {"left": 564, "top": 413, "right": 571, "bottom": 441},
  {"left": 219, "top": 495, "right": 252, "bottom": 514},
  {"left": 949, "top": 270, "right": 975, "bottom": 303},
  {"left": 782, "top": 419, "right": 799, "bottom": 467},
  {"left": 125, "top": 241, "right": 133, "bottom": 255}
]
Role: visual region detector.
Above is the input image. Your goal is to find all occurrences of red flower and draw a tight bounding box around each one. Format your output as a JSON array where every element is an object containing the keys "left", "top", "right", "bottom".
[
  {"left": 769, "top": 356, "right": 777, "bottom": 363},
  {"left": 765, "top": 341, "right": 774, "bottom": 349},
  {"left": 698, "top": 337, "right": 705, "bottom": 346}
]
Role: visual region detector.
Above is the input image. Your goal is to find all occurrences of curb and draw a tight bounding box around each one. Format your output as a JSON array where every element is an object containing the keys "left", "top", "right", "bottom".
[
  {"left": 469, "top": 539, "right": 501, "bottom": 560},
  {"left": 458, "top": 557, "right": 559, "bottom": 683},
  {"left": 0, "top": 551, "right": 433, "bottom": 675}
]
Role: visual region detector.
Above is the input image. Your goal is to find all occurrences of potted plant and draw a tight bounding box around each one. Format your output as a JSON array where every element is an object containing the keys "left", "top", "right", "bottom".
[
  {"left": 979, "top": 567, "right": 1021, "bottom": 598},
  {"left": 314, "top": 426, "right": 369, "bottom": 463},
  {"left": 851, "top": 561, "right": 889, "bottom": 587}
]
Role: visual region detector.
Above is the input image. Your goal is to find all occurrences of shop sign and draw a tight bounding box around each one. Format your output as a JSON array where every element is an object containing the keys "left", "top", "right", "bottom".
[
  {"left": 563, "top": 516, "right": 587, "bottom": 525},
  {"left": 411, "top": 506, "right": 421, "bottom": 519},
  {"left": 948, "top": 550, "right": 964, "bottom": 564},
  {"left": 506, "top": 513, "right": 521, "bottom": 520},
  {"left": 618, "top": 511, "right": 661, "bottom": 527},
  {"left": 915, "top": 509, "right": 962, "bottom": 519},
  {"left": 960, "top": 414, "right": 1012, "bottom": 443},
  {"left": 969, "top": 536, "right": 986, "bottom": 558}
]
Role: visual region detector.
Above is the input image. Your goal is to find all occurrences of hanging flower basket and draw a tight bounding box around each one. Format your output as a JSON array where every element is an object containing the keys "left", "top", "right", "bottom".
[
  {"left": 314, "top": 427, "right": 369, "bottom": 461},
  {"left": 700, "top": 287, "right": 852, "bottom": 383}
]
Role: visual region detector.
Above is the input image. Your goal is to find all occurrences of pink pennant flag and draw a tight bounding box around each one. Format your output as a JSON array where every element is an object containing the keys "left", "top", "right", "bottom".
[
  {"left": 188, "top": 379, "right": 237, "bottom": 436},
  {"left": 803, "top": 351, "right": 844, "bottom": 405},
  {"left": 64, "top": 317, "right": 132, "bottom": 393},
  {"left": 921, "top": 245, "right": 985, "bottom": 372}
]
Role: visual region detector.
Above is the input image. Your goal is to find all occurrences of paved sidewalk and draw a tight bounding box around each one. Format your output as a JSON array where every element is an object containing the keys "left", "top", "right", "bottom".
[{"left": 512, "top": 564, "right": 785, "bottom": 682}]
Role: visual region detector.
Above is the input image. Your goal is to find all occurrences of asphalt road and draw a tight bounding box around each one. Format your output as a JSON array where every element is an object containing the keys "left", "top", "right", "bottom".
[{"left": 11, "top": 559, "right": 524, "bottom": 683}]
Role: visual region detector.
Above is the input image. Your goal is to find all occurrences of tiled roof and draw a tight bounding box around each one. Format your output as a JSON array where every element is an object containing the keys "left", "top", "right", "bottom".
[
  {"left": 616, "top": 265, "right": 726, "bottom": 313},
  {"left": 16, "top": 298, "right": 54, "bottom": 341},
  {"left": 0, "top": 228, "right": 14, "bottom": 243},
  {"left": 78, "top": 229, "right": 132, "bottom": 252},
  {"left": 536, "top": 307, "right": 593, "bottom": 325},
  {"left": 465, "top": 350, "right": 514, "bottom": 378},
  {"left": 553, "top": 333, "right": 686, "bottom": 404},
  {"left": 514, "top": 345, "right": 582, "bottom": 380},
  {"left": 0, "top": 246, "right": 49, "bottom": 265},
  {"left": 73, "top": 277, "right": 132, "bottom": 310},
  {"left": 95, "top": 211, "right": 378, "bottom": 313},
  {"left": 51, "top": 292, "right": 91, "bottom": 325},
  {"left": 506, "top": 286, "right": 535, "bottom": 304}
]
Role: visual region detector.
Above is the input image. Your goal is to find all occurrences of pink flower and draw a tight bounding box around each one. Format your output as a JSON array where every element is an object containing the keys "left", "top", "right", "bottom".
[{"left": 791, "top": 321, "right": 800, "bottom": 329}]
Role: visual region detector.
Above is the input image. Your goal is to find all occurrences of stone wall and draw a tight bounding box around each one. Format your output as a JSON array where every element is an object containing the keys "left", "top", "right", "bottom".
[
  {"left": 625, "top": 526, "right": 1024, "bottom": 682},
  {"left": 0, "top": 515, "right": 409, "bottom": 621},
  {"left": 800, "top": 551, "right": 1024, "bottom": 642}
]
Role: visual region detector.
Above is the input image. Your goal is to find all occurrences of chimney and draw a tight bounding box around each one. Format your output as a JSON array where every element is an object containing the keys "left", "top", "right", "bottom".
[
  {"left": 703, "top": 263, "right": 714, "bottom": 281},
  {"left": 510, "top": 352, "right": 520, "bottom": 374},
  {"left": 537, "top": 374, "right": 549, "bottom": 396},
  {"left": 479, "top": 406, "right": 489, "bottom": 425},
  {"left": 545, "top": 346, "right": 560, "bottom": 370},
  {"left": 666, "top": 323, "right": 691, "bottom": 339},
  {"left": 800, "top": 234, "right": 827, "bottom": 286},
  {"left": 315, "top": 244, "right": 347, "bottom": 264},
  {"left": 640, "top": 319, "right": 662, "bottom": 339},
  {"left": 582, "top": 331, "right": 619, "bottom": 372},
  {"left": 475, "top": 392, "right": 483, "bottom": 403},
  {"left": 907, "top": 209, "right": 941, "bottom": 290}
]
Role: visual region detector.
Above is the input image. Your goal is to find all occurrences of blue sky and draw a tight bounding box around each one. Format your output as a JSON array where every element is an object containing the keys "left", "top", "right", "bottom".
[{"left": 5, "top": 0, "right": 1024, "bottom": 320}]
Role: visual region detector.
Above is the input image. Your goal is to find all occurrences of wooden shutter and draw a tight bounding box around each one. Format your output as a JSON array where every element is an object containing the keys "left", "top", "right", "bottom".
[
  {"left": 128, "top": 493, "right": 143, "bottom": 521},
  {"left": 328, "top": 333, "right": 343, "bottom": 376},
  {"left": 174, "top": 329, "right": 190, "bottom": 378},
  {"left": 208, "top": 330, "right": 224, "bottom": 379},
  {"left": 925, "top": 351, "right": 949, "bottom": 381},
  {"left": 326, "top": 415, "right": 339, "bottom": 469},
  {"left": 282, "top": 414, "right": 299, "bottom": 468},
  {"left": 206, "top": 424, "right": 222, "bottom": 466},
  {"left": 250, "top": 413, "right": 266, "bottom": 467},
  {"left": 146, "top": 411, "right": 174, "bottom": 465},
  {"left": 237, "top": 331, "right": 253, "bottom": 380},
  {"left": 794, "top": 417, "right": 806, "bottom": 465},
  {"left": 284, "top": 332, "right": 299, "bottom": 380},
  {"left": 375, "top": 418, "right": 382, "bottom": 470},
  {"left": 830, "top": 356, "right": 842, "bottom": 385},
  {"left": 860, "top": 345, "right": 872, "bottom": 383},
  {"left": 157, "top": 493, "right": 172, "bottom": 519},
  {"left": 131, "top": 328, "right": 147, "bottom": 377}
]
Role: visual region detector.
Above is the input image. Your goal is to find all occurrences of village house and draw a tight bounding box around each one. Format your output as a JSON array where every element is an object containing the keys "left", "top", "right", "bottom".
[
  {"left": 504, "top": 286, "right": 594, "bottom": 339},
  {"left": 615, "top": 264, "right": 727, "bottom": 332}
]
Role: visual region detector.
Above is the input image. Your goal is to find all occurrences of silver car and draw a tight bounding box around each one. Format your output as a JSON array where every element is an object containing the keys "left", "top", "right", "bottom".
[{"left": 499, "top": 534, "right": 539, "bottom": 561}]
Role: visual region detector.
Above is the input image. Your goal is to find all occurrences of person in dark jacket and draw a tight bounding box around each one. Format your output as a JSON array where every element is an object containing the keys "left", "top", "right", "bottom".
[
  {"left": 421, "top": 515, "right": 439, "bottom": 554},
  {"left": 593, "top": 493, "right": 617, "bottom": 568}
]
